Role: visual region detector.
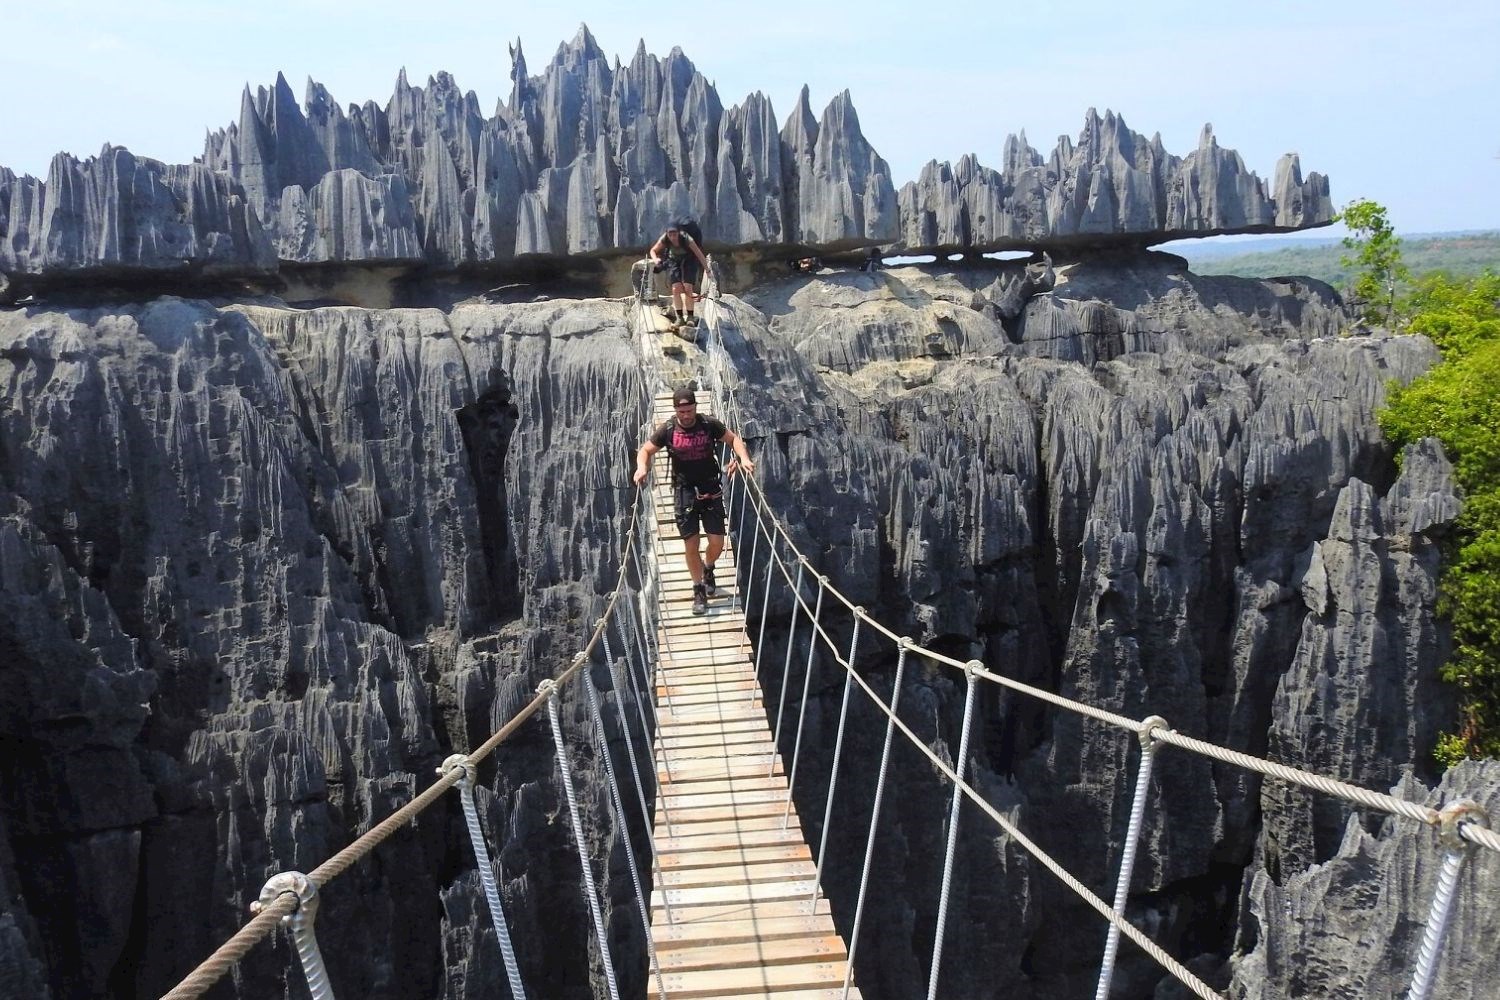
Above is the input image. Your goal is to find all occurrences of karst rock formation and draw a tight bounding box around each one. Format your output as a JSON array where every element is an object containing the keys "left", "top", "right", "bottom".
[{"left": 2, "top": 25, "right": 1493, "bottom": 1000}]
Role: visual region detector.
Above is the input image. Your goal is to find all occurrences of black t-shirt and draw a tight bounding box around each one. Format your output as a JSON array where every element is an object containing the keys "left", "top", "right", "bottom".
[{"left": 651, "top": 415, "right": 727, "bottom": 488}]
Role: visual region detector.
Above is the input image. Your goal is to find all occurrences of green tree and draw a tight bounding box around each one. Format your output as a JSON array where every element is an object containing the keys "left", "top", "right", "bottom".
[
  {"left": 1339, "top": 198, "right": 1410, "bottom": 326},
  {"left": 1382, "top": 272, "right": 1500, "bottom": 762}
]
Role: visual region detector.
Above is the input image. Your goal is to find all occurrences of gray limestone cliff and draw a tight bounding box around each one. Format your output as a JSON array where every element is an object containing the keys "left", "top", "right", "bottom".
[
  {"left": 2, "top": 252, "right": 1493, "bottom": 998},
  {"left": 0, "top": 295, "right": 654, "bottom": 997},
  {"left": 697, "top": 258, "right": 1486, "bottom": 998},
  {"left": 1, "top": 28, "right": 1331, "bottom": 300},
  {"left": 897, "top": 113, "right": 1332, "bottom": 253}
]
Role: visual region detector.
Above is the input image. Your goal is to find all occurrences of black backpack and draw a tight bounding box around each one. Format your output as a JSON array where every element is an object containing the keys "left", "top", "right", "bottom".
[{"left": 674, "top": 219, "right": 704, "bottom": 248}]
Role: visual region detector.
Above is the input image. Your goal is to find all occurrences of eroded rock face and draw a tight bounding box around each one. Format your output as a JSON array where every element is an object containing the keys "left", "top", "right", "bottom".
[
  {"left": 0, "top": 30, "right": 1330, "bottom": 297},
  {"left": 0, "top": 295, "right": 653, "bottom": 997},
  {"left": 1230, "top": 761, "right": 1500, "bottom": 999},
  {"left": 712, "top": 261, "right": 1482, "bottom": 998},
  {"left": 2, "top": 250, "right": 1484, "bottom": 999},
  {"left": 897, "top": 113, "right": 1333, "bottom": 252}
]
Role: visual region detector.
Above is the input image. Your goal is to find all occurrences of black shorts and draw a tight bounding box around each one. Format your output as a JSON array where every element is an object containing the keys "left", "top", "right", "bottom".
[
  {"left": 675, "top": 484, "right": 725, "bottom": 538},
  {"left": 667, "top": 256, "right": 701, "bottom": 287}
]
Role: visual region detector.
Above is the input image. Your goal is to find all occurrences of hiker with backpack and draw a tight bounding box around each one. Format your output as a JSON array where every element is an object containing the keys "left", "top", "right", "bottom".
[
  {"left": 633, "top": 387, "right": 755, "bottom": 615},
  {"left": 650, "top": 221, "right": 710, "bottom": 327}
]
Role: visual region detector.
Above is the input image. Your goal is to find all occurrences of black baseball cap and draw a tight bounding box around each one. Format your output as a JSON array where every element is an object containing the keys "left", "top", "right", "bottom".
[{"left": 673, "top": 387, "right": 696, "bottom": 405}]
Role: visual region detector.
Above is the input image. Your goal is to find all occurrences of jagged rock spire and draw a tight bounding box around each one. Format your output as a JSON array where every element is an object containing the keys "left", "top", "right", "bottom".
[{"left": 0, "top": 31, "right": 1332, "bottom": 283}]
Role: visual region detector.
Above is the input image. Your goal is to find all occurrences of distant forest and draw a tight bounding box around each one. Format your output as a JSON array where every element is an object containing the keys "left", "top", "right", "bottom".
[{"left": 1176, "top": 232, "right": 1500, "bottom": 286}]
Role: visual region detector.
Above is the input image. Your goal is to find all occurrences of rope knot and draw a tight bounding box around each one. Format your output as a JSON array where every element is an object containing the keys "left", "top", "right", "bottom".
[
  {"left": 963, "top": 658, "right": 983, "bottom": 679},
  {"left": 537, "top": 679, "right": 557, "bottom": 698},
  {"left": 252, "top": 871, "right": 318, "bottom": 926},
  {"left": 1138, "top": 715, "right": 1169, "bottom": 752},
  {"left": 438, "top": 753, "right": 476, "bottom": 787},
  {"left": 1437, "top": 798, "right": 1489, "bottom": 852}
]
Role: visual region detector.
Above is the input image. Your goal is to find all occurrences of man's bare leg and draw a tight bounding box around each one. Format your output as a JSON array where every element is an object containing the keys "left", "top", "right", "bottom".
[{"left": 682, "top": 535, "right": 704, "bottom": 583}]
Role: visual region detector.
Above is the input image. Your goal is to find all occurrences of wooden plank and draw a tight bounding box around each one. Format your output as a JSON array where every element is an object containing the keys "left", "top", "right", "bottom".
[
  {"left": 656, "top": 859, "right": 817, "bottom": 890},
  {"left": 664, "top": 798, "right": 801, "bottom": 826},
  {"left": 655, "top": 827, "right": 808, "bottom": 855},
  {"left": 657, "top": 675, "right": 759, "bottom": 694},
  {"left": 651, "top": 878, "right": 819, "bottom": 909},
  {"left": 658, "top": 718, "right": 769, "bottom": 739},
  {"left": 658, "top": 686, "right": 758, "bottom": 705},
  {"left": 650, "top": 913, "right": 835, "bottom": 950},
  {"left": 652, "top": 896, "right": 833, "bottom": 926},
  {"left": 659, "top": 759, "right": 784, "bottom": 785},
  {"left": 659, "top": 651, "right": 756, "bottom": 669},
  {"left": 657, "top": 959, "right": 848, "bottom": 998},
  {"left": 659, "top": 616, "right": 746, "bottom": 632},
  {"left": 660, "top": 704, "right": 767, "bottom": 725},
  {"left": 657, "top": 844, "right": 812, "bottom": 872},
  {"left": 661, "top": 787, "right": 797, "bottom": 811},
  {"left": 685, "top": 989, "right": 859, "bottom": 1000},
  {"left": 659, "top": 692, "right": 761, "bottom": 711},
  {"left": 657, "top": 934, "right": 847, "bottom": 971},
  {"left": 657, "top": 739, "right": 772, "bottom": 758},
  {"left": 656, "top": 812, "right": 804, "bottom": 841},
  {"left": 658, "top": 774, "right": 790, "bottom": 797}
]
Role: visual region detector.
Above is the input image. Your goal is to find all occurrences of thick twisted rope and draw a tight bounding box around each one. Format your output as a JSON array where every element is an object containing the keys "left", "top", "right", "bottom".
[
  {"left": 845, "top": 638, "right": 913, "bottom": 998},
  {"left": 769, "top": 561, "right": 806, "bottom": 771},
  {"left": 583, "top": 668, "right": 665, "bottom": 1000},
  {"left": 782, "top": 578, "right": 827, "bottom": 810},
  {"left": 544, "top": 682, "right": 621, "bottom": 1000},
  {"left": 1094, "top": 719, "right": 1166, "bottom": 1000},
  {"left": 1406, "top": 848, "right": 1467, "bottom": 1000},
  {"left": 813, "top": 615, "right": 864, "bottom": 896},
  {"left": 1406, "top": 800, "right": 1489, "bottom": 999},
  {"left": 926, "top": 663, "right": 979, "bottom": 1000},
  {"left": 608, "top": 611, "right": 667, "bottom": 840},
  {"left": 440, "top": 759, "right": 527, "bottom": 1000}
]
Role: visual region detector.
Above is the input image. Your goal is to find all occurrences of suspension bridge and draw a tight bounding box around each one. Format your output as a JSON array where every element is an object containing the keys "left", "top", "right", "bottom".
[{"left": 156, "top": 263, "right": 1497, "bottom": 1000}]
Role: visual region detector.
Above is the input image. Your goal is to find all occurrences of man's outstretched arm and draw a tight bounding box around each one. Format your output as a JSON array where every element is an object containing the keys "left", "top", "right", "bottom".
[
  {"left": 722, "top": 430, "right": 755, "bottom": 476},
  {"left": 633, "top": 441, "right": 661, "bottom": 486}
]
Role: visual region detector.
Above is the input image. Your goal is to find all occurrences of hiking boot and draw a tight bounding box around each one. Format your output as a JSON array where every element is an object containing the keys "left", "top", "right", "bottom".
[
  {"left": 691, "top": 584, "right": 708, "bottom": 615},
  {"left": 702, "top": 564, "right": 717, "bottom": 596}
]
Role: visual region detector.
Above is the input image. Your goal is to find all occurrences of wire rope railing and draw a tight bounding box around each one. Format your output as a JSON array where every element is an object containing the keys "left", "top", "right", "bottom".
[{"left": 696, "top": 292, "right": 1496, "bottom": 1000}]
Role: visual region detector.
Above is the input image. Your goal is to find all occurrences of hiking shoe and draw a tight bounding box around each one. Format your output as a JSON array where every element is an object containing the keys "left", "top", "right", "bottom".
[
  {"left": 691, "top": 584, "right": 708, "bottom": 615},
  {"left": 702, "top": 564, "right": 717, "bottom": 596}
]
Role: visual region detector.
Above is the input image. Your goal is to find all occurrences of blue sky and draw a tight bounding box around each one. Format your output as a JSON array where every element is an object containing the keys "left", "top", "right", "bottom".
[{"left": 4, "top": 0, "right": 1496, "bottom": 237}]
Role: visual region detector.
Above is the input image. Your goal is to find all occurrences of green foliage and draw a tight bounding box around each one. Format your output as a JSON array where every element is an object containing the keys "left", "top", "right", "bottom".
[
  {"left": 1381, "top": 272, "right": 1500, "bottom": 762},
  {"left": 1185, "top": 232, "right": 1500, "bottom": 287},
  {"left": 1339, "top": 198, "right": 1410, "bottom": 325}
]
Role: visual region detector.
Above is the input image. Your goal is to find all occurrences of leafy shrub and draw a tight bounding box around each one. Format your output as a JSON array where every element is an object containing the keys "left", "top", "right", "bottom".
[{"left": 1382, "top": 272, "right": 1500, "bottom": 762}]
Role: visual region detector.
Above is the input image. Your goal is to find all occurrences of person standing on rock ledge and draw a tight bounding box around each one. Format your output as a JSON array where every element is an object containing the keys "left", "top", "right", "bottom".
[
  {"left": 650, "top": 222, "right": 710, "bottom": 327},
  {"left": 633, "top": 387, "right": 755, "bottom": 615}
]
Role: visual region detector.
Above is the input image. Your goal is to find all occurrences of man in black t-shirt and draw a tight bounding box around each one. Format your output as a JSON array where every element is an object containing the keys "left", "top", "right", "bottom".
[{"left": 633, "top": 387, "right": 756, "bottom": 614}]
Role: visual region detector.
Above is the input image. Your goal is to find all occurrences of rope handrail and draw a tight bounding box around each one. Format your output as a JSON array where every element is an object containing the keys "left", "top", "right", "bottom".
[
  {"left": 702, "top": 312, "right": 1495, "bottom": 857},
  {"left": 162, "top": 470, "right": 655, "bottom": 999}
]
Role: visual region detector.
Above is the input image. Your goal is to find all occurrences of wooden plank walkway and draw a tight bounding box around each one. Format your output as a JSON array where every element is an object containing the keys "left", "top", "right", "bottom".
[{"left": 644, "top": 390, "right": 861, "bottom": 1000}]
